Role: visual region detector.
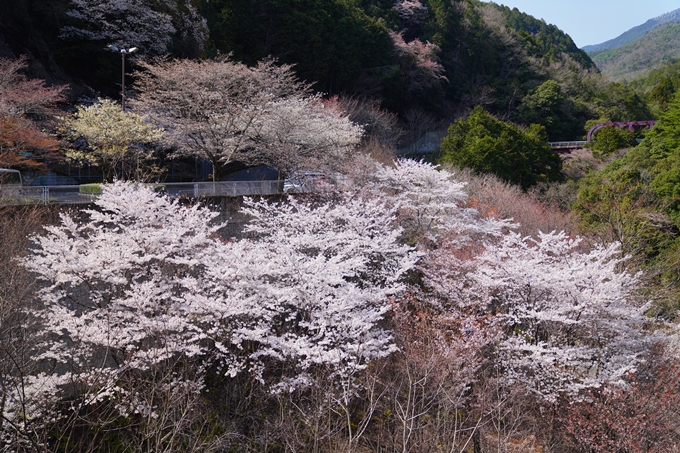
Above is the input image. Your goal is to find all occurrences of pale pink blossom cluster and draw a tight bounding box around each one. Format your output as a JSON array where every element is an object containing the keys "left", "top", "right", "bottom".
[
  {"left": 5, "top": 159, "right": 655, "bottom": 444},
  {"left": 61, "top": 0, "right": 208, "bottom": 55}
]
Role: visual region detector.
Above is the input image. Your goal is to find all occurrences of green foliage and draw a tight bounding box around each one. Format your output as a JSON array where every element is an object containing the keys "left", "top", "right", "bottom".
[
  {"left": 492, "top": 4, "right": 594, "bottom": 69},
  {"left": 574, "top": 89, "right": 680, "bottom": 318},
  {"left": 646, "top": 108, "right": 680, "bottom": 220},
  {"left": 515, "top": 79, "right": 586, "bottom": 141},
  {"left": 575, "top": 163, "right": 668, "bottom": 253},
  {"left": 439, "top": 106, "right": 563, "bottom": 189},
  {"left": 200, "top": 0, "right": 606, "bottom": 121},
  {"left": 649, "top": 76, "right": 680, "bottom": 113},
  {"left": 0, "top": 0, "right": 651, "bottom": 141},
  {"left": 628, "top": 59, "right": 680, "bottom": 114},
  {"left": 203, "top": 0, "right": 393, "bottom": 95},
  {"left": 588, "top": 82, "right": 652, "bottom": 123},
  {"left": 589, "top": 126, "right": 635, "bottom": 158},
  {"left": 628, "top": 59, "right": 680, "bottom": 121},
  {"left": 574, "top": 156, "right": 680, "bottom": 319},
  {"left": 643, "top": 91, "right": 680, "bottom": 159}
]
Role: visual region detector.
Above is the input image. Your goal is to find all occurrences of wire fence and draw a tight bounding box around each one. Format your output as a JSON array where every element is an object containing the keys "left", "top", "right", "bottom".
[{"left": 0, "top": 181, "right": 284, "bottom": 206}]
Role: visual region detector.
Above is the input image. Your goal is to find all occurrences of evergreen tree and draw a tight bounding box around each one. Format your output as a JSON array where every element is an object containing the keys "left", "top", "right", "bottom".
[
  {"left": 439, "top": 106, "right": 562, "bottom": 189},
  {"left": 515, "top": 79, "right": 582, "bottom": 141}
]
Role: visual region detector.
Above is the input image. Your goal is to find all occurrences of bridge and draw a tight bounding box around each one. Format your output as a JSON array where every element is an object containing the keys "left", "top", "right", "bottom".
[
  {"left": 549, "top": 120, "right": 657, "bottom": 151},
  {"left": 587, "top": 121, "right": 656, "bottom": 142}
]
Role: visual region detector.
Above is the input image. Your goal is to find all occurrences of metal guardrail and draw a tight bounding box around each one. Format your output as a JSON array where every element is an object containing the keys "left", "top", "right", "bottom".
[
  {"left": 549, "top": 141, "right": 588, "bottom": 149},
  {"left": 164, "top": 181, "right": 282, "bottom": 198},
  {"left": 0, "top": 181, "right": 284, "bottom": 206}
]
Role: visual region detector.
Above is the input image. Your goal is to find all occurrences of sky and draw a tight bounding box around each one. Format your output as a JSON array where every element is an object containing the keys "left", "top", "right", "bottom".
[{"left": 482, "top": 0, "right": 680, "bottom": 48}]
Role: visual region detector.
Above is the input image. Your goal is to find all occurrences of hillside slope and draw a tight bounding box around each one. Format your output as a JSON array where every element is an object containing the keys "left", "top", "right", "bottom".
[
  {"left": 0, "top": 0, "right": 650, "bottom": 143},
  {"left": 590, "top": 21, "right": 680, "bottom": 81},
  {"left": 0, "top": 0, "right": 594, "bottom": 120}
]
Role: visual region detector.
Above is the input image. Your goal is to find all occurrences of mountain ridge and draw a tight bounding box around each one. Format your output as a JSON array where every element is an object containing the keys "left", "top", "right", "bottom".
[{"left": 583, "top": 8, "right": 680, "bottom": 53}]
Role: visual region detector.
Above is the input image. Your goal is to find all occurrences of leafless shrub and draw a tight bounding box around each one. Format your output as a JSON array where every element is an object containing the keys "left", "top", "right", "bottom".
[
  {"left": 401, "top": 108, "right": 445, "bottom": 153},
  {"left": 473, "top": 369, "right": 549, "bottom": 453},
  {"left": 337, "top": 96, "right": 403, "bottom": 150},
  {"left": 449, "top": 166, "right": 576, "bottom": 236}
]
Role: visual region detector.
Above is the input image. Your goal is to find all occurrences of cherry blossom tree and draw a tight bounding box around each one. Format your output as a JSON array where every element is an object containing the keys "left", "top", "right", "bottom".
[
  {"left": 389, "top": 31, "right": 446, "bottom": 95},
  {"left": 207, "top": 195, "right": 416, "bottom": 386},
  {"left": 371, "top": 159, "right": 655, "bottom": 448},
  {"left": 346, "top": 159, "right": 511, "bottom": 452},
  {"left": 206, "top": 195, "right": 416, "bottom": 453},
  {"left": 470, "top": 231, "right": 649, "bottom": 401},
  {"left": 2, "top": 182, "right": 231, "bottom": 448},
  {"left": 0, "top": 56, "right": 64, "bottom": 173},
  {"left": 13, "top": 179, "right": 415, "bottom": 446},
  {"left": 256, "top": 97, "right": 365, "bottom": 173},
  {"left": 6, "top": 157, "right": 663, "bottom": 449},
  {"left": 133, "top": 57, "right": 363, "bottom": 179},
  {"left": 60, "top": 0, "right": 208, "bottom": 56},
  {"left": 0, "top": 56, "right": 65, "bottom": 119},
  {"left": 371, "top": 159, "right": 513, "bottom": 243},
  {"left": 21, "top": 182, "right": 222, "bottom": 406}
]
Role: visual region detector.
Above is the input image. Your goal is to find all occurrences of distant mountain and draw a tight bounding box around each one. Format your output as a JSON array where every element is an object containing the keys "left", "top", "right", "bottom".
[
  {"left": 583, "top": 8, "right": 680, "bottom": 53},
  {"left": 589, "top": 21, "right": 680, "bottom": 81}
]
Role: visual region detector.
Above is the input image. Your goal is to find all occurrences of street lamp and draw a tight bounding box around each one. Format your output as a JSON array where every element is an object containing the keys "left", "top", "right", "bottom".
[{"left": 107, "top": 45, "right": 138, "bottom": 112}]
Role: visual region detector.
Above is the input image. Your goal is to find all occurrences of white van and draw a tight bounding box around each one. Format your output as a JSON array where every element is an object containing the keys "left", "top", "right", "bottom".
[
  {"left": 283, "top": 170, "right": 328, "bottom": 193},
  {"left": 283, "top": 170, "right": 348, "bottom": 193}
]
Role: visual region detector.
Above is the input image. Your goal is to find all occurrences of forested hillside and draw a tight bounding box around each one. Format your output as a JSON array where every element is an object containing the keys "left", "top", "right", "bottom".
[
  {"left": 626, "top": 59, "right": 680, "bottom": 118},
  {"left": 0, "top": 0, "right": 646, "bottom": 143},
  {"left": 590, "top": 21, "right": 680, "bottom": 81}
]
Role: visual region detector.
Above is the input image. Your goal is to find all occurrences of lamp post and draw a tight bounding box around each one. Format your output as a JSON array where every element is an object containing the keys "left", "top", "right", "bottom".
[{"left": 107, "top": 45, "right": 138, "bottom": 112}]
